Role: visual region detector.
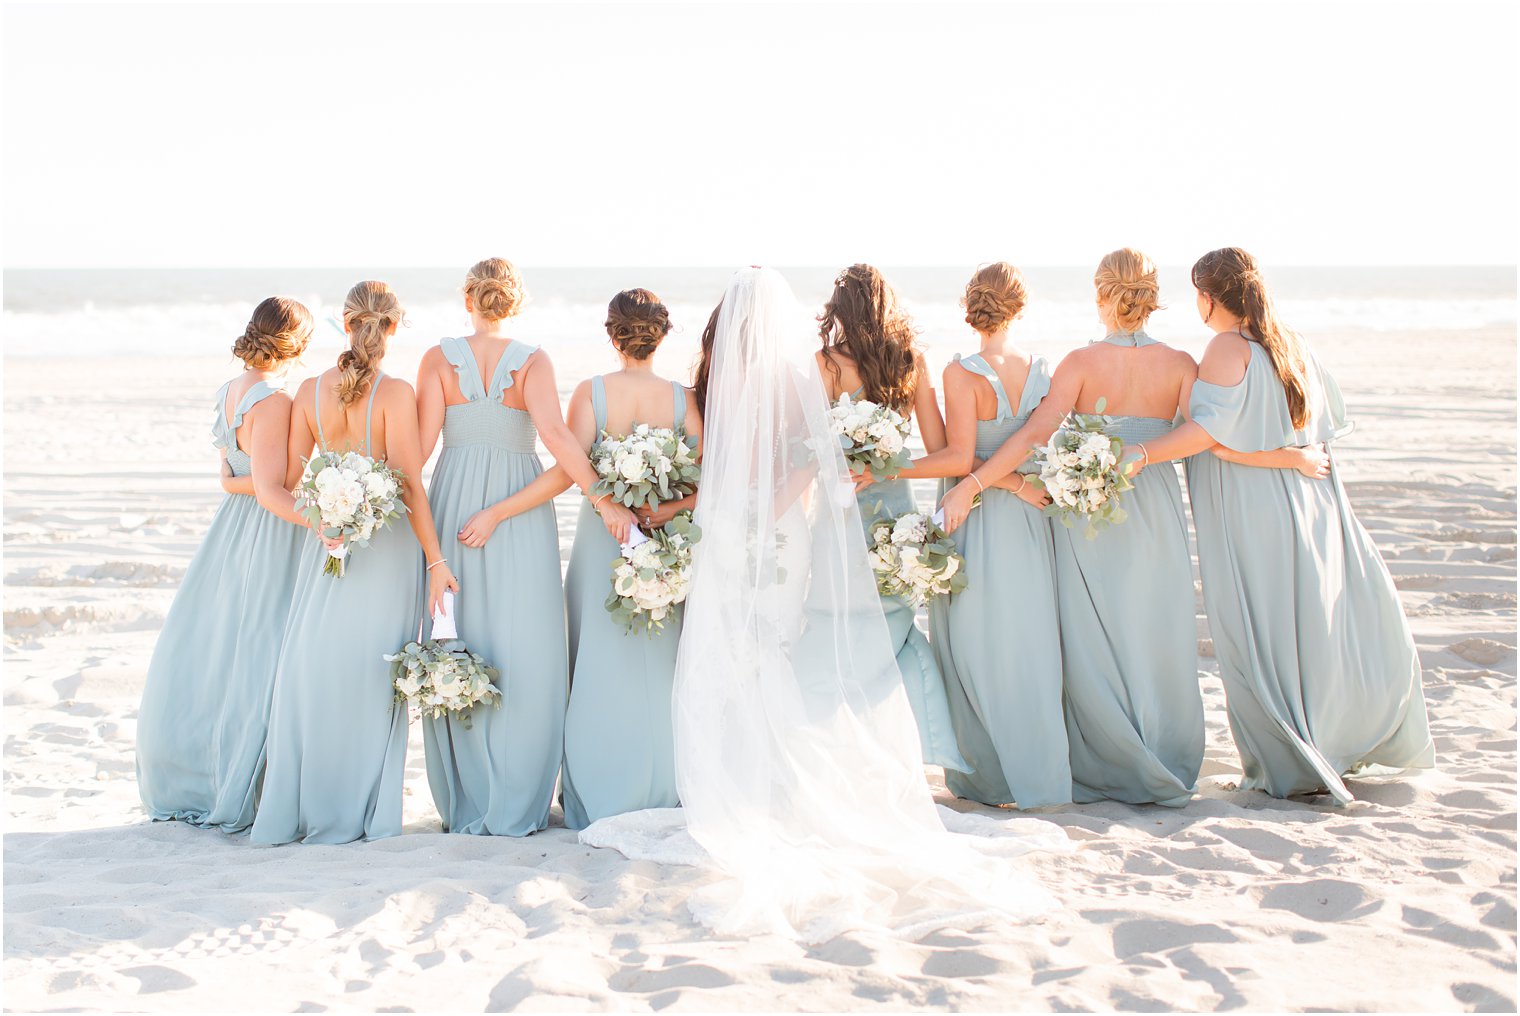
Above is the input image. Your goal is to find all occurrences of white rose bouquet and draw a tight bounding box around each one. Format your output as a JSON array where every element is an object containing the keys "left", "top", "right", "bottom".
[
  {"left": 385, "top": 641, "right": 501, "bottom": 729},
  {"left": 296, "top": 450, "right": 408, "bottom": 576},
  {"left": 590, "top": 424, "right": 701, "bottom": 512},
  {"left": 827, "top": 393, "right": 912, "bottom": 480},
  {"left": 606, "top": 511, "right": 702, "bottom": 636},
  {"left": 867, "top": 510, "right": 969, "bottom": 608},
  {"left": 1028, "top": 397, "right": 1137, "bottom": 539}
]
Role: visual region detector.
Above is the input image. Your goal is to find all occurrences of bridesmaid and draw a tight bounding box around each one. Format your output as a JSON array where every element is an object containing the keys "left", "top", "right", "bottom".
[
  {"left": 415, "top": 259, "right": 636, "bottom": 836},
  {"left": 818, "top": 264, "right": 967, "bottom": 772},
  {"left": 554, "top": 290, "right": 703, "bottom": 828},
  {"left": 252, "top": 281, "right": 458, "bottom": 845},
  {"left": 898, "top": 264, "right": 1071, "bottom": 808},
  {"left": 1125, "top": 247, "right": 1433, "bottom": 802},
  {"left": 137, "top": 298, "right": 315, "bottom": 832}
]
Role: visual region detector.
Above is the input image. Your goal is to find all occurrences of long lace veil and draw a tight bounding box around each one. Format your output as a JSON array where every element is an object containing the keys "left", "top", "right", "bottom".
[{"left": 581, "top": 267, "right": 1066, "bottom": 942}]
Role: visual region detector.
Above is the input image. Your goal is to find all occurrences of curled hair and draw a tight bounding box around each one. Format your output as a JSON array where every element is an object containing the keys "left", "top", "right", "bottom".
[
  {"left": 962, "top": 262, "right": 1028, "bottom": 333},
  {"left": 337, "top": 281, "right": 402, "bottom": 406},
  {"left": 1192, "top": 247, "right": 1311, "bottom": 429},
  {"left": 1094, "top": 248, "right": 1162, "bottom": 333},
  {"left": 692, "top": 302, "right": 721, "bottom": 420},
  {"left": 464, "top": 257, "right": 527, "bottom": 321},
  {"left": 605, "top": 288, "right": 671, "bottom": 361},
  {"left": 817, "top": 264, "right": 920, "bottom": 411},
  {"left": 233, "top": 296, "right": 313, "bottom": 369}
]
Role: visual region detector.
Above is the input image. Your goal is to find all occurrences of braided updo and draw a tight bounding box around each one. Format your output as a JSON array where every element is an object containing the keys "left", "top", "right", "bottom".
[
  {"left": 336, "top": 281, "right": 403, "bottom": 406},
  {"left": 962, "top": 262, "right": 1028, "bottom": 333},
  {"left": 464, "top": 257, "right": 527, "bottom": 321},
  {"left": 1094, "top": 248, "right": 1161, "bottom": 333},
  {"left": 604, "top": 289, "right": 671, "bottom": 361},
  {"left": 232, "top": 296, "right": 313, "bottom": 370}
]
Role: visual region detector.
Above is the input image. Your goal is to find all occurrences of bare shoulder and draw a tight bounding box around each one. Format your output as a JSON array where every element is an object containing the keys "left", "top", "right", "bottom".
[
  {"left": 418, "top": 344, "right": 449, "bottom": 373},
  {"left": 942, "top": 358, "right": 977, "bottom": 389},
  {"left": 1197, "top": 331, "right": 1252, "bottom": 385},
  {"left": 378, "top": 374, "right": 417, "bottom": 404}
]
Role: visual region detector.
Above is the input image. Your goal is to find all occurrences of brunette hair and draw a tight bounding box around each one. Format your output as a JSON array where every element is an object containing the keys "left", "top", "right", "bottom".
[
  {"left": 233, "top": 296, "right": 313, "bottom": 369},
  {"left": 464, "top": 257, "right": 527, "bottom": 321},
  {"left": 692, "top": 302, "right": 721, "bottom": 419},
  {"left": 337, "top": 281, "right": 403, "bottom": 405},
  {"left": 605, "top": 288, "right": 671, "bottom": 360},
  {"left": 1192, "top": 247, "right": 1311, "bottom": 429},
  {"left": 962, "top": 262, "right": 1028, "bottom": 333},
  {"left": 1094, "top": 248, "right": 1161, "bottom": 333},
  {"left": 817, "top": 264, "right": 919, "bottom": 411}
]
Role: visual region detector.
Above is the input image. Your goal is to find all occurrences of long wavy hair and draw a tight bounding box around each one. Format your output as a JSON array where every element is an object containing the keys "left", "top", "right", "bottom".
[
  {"left": 337, "top": 281, "right": 403, "bottom": 405},
  {"left": 691, "top": 301, "right": 722, "bottom": 420},
  {"left": 817, "top": 264, "right": 920, "bottom": 411},
  {"left": 1192, "top": 247, "right": 1310, "bottom": 429}
]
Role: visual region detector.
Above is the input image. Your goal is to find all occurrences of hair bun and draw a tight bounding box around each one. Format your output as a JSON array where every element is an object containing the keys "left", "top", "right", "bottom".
[
  {"left": 605, "top": 289, "right": 671, "bottom": 361},
  {"left": 962, "top": 263, "right": 1028, "bottom": 333},
  {"left": 464, "top": 257, "right": 526, "bottom": 321},
  {"left": 1094, "top": 248, "right": 1161, "bottom": 332},
  {"left": 232, "top": 297, "right": 314, "bottom": 369}
]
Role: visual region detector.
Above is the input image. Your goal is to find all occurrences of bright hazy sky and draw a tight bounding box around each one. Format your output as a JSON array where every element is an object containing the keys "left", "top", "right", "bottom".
[{"left": 4, "top": 1, "right": 1516, "bottom": 268}]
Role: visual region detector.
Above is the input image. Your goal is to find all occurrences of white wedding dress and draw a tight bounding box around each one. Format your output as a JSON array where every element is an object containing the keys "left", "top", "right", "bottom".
[{"left": 580, "top": 267, "right": 1068, "bottom": 942}]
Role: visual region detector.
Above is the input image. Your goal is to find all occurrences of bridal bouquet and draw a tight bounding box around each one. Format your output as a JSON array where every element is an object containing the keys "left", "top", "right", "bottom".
[
  {"left": 590, "top": 424, "right": 701, "bottom": 512},
  {"left": 385, "top": 594, "right": 501, "bottom": 728},
  {"left": 606, "top": 512, "right": 701, "bottom": 636},
  {"left": 867, "top": 510, "right": 968, "bottom": 608},
  {"left": 828, "top": 393, "right": 912, "bottom": 479},
  {"left": 1028, "top": 397, "right": 1136, "bottom": 538},
  {"left": 296, "top": 451, "right": 408, "bottom": 576}
]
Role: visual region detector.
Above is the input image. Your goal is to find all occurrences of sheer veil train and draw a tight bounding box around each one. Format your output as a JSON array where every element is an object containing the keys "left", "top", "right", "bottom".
[{"left": 580, "top": 267, "right": 1068, "bottom": 942}]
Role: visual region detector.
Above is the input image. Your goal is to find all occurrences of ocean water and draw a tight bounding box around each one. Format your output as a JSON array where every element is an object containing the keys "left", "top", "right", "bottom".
[{"left": 3, "top": 266, "right": 1514, "bottom": 386}]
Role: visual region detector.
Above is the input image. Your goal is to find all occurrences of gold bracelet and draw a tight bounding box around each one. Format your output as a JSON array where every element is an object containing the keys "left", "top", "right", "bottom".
[
  {"left": 969, "top": 473, "right": 986, "bottom": 492},
  {"left": 426, "top": 558, "right": 448, "bottom": 572},
  {"left": 590, "top": 492, "right": 610, "bottom": 513},
  {"left": 1137, "top": 443, "right": 1151, "bottom": 468},
  {"left": 1012, "top": 474, "right": 1028, "bottom": 494}
]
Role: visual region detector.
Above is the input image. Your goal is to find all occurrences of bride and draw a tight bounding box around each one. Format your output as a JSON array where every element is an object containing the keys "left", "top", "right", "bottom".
[{"left": 581, "top": 267, "right": 1066, "bottom": 942}]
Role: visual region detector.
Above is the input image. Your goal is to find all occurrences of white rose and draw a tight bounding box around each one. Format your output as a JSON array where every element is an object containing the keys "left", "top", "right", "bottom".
[
  {"left": 315, "top": 467, "right": 343, "bottom": 491},
  {"left": 875, "top": 428, "right": 905, "bottom": 455},
  {"left": 363, "top": 472, "right": 388, "bottom": 498},
  {"left": 617, "top": 453, "right": 646, "bottom": 482}
]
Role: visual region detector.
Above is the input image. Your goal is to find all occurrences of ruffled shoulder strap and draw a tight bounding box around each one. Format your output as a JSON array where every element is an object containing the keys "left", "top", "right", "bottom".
[
  {"left": 1015, "top": 356, "right": 1052, "bottom": 418},
  {"left": 440, "top": 337, "right": 488, "bottom": 401},
  {"left": 211, "top": 381, "right": 235, "bottom": 449},
  {"left": 952, "top": 352, "right": 1012, "bottom": 421},
  {"left": 213, "top": 380, "right": 282, "bottom": 450},
  {"left": 1191, "top": 342, "right": 1353, "bottom": 452},
  {"left": 487, "top": 340, "right": 539, "bottom": 401}
]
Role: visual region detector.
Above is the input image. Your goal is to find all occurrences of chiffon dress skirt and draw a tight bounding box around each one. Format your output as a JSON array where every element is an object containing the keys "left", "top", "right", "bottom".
[
  {"left": 420, "top": 337, "right": 569, "bottom": 836},
  {"left": 560, "top": 376, "right": 689, "bottom": 829},
  {"left": 137, "top": 380, "right": 305, "bottom": 832},
  {"left": 252, "top": 375, "right": 419, "bottom": 845},
  {"left": 929, "top": 354, "right": 1071, "bottom": 808},
  {"left": 1186, "top": 342, "right": 1432, "bottom": 802}
]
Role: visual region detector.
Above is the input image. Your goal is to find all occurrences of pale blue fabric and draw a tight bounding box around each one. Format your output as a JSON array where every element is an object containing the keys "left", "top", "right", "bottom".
[
  {"left": 561, "top": 376, "right": 687, "bottom": 829},
  {"left": 929, "top": 354, "right": 1071, "bottom": 807},
  {"left": 420, "top": 337, "right": 567, "bottom": 836},
  {"left": 1186, "top": 341, "right": 1432, "bottom": 803},
  {"left": 1057, "top": 330, "right": 1204, "bottom": 806},
  {"left": 251, "top": 375, "right": 417, "bottom": 844},
  {"left": 853, "top": 386, "right": 968, "bottom": 772},
  {"left": 137, "top": 381, "right": 306, "bottom": 832}
]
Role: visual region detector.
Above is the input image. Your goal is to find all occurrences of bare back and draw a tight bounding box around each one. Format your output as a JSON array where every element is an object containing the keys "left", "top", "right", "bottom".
[
  {"left": 301, "top": 368, "right": 391, "bottom": 458},
  {"left": 435, "top": 335, "right": 537, "bottom": 412},
  {"left": 1066, "top": 340, "right": 1197, "bottom": 419},
  {"left": 596, "top": 371, "right": 698, "bottom": 438}
]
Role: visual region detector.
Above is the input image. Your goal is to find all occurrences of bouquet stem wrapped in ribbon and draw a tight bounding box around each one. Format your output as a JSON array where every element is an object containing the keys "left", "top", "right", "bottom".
[
  {"left": 385, "top": 591, "right": 502, "bottom": 729},
  {"left": 296, "top": 450, "right": 408, "bottom": 576}
]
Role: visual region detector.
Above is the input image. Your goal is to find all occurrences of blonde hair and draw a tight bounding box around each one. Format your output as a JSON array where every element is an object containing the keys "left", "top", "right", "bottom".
[
  {"left": 1192, "top": 247, "right": 1311, "bottom": 429},
  {"left": 337, "top": 281, "right": 402, "bottom": 406},
  {"left": 962, "top": 262, "right": 1028, "bottom": 333},
  {"left": 464, "top": 257, "right": 527, "bottom": 321},
  {"left": 233, "top": 296, "right": 313, "bottom": 369},
  {"left": 1094, "top": 248, "right": 1161, "bottom": 332}
]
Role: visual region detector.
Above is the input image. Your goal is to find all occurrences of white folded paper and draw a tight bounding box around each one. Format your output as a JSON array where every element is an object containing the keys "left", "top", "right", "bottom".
[
  {"left": 431, "top": 589, "right": 459, "bottom": 640},
  {"left": 621, "top": 527, "right": 651, "bottom": 553},
  {"left": 931, "top": 508, "right": 946, "bottom": 528}
]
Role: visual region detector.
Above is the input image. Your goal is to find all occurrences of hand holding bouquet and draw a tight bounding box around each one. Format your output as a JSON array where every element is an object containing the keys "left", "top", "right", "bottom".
[
  {"left": 867, "top": 510, "right": 968, "bottom": 608},
  {"left": 296, "top": 450, "right": 408, "bottom": 576},
  {"left": 606, "top": 511, "right": 701, "bottom": 636},
  {"left": 385, "top": 593, "right": 502, "bottom": 728},
  {"left": 828, "top": 394, "right": 912, "bottom": 480},
  {"left": 1028, "top": 398, "right": 1137, "bottom": 539},
  {"left": 590, "top": 424, "right": 700, "bottom": 511}
]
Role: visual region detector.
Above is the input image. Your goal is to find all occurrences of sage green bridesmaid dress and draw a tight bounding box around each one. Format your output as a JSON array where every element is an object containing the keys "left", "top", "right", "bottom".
[
  {"left": 929, "top": 354, "right": 1071, "bottom": 808},
  {"left": 560, "top": 376, "right": 685, "bottom": 830},
  {"left": 421, "top": 337, "right": 567, "bottom": 836},
  {"left": 1058, "top": 331, "right": 1204, "bottom": 807},
  {"left": 854, "top": 388, "right": 968, "bottom": 772},
  {"left": 1187, "top": 340, "right": 1432, "bottom": 803},
  {"left": 251, "top": 375, "right": 418, "bottom": 844},
  {"left": 137, "top": 380, "right": 306, "bottom": 832}
]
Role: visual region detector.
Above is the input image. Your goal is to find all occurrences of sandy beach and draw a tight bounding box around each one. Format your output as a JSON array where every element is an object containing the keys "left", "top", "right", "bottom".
[{"left": 3, "top": 325, "right": 1515, "bottom": 1011}]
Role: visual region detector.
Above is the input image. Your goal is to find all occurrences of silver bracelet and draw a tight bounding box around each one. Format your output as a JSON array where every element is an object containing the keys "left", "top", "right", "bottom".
[{"left": 426, "top": 558, "right": 448, "bottom": 572}]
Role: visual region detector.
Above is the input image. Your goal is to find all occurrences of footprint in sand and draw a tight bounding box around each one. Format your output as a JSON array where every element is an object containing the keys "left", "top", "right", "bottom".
[{"left": 1447, "top": 638, "right": 1515, "bottom": 665}]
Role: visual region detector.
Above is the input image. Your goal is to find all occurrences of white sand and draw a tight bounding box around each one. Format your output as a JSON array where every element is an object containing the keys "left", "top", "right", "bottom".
[{"left": 4, "top": 328, "right": 1515, "bottom": 1011}]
